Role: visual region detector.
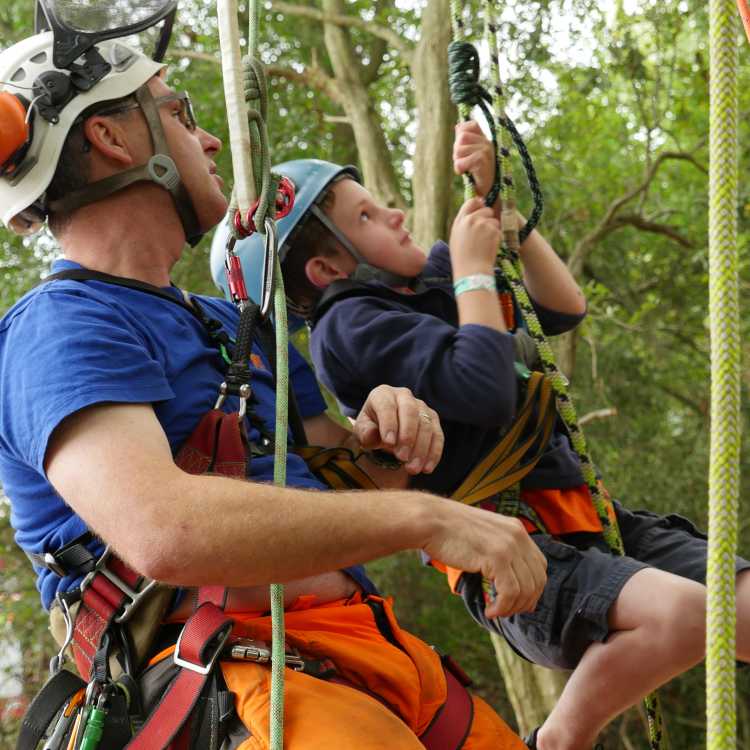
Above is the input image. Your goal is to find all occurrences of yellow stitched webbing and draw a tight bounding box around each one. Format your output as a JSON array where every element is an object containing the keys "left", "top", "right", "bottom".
[
  {"left": 296, "top": 445, "right": 379, "bottom": 490},
  {"left": 452, "top": 372, "right": 557, "bottom": 505}
]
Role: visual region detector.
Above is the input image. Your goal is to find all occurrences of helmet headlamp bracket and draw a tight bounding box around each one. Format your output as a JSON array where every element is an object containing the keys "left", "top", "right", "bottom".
[
  {"left": 35, "top": 0, "right": 177, "bottom": 69},
  {"left": 32, "top": 48, "right": 112, "bottom": 124}
]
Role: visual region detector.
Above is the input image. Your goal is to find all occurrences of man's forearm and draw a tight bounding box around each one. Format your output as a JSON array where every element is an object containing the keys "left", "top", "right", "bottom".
[{"left": 120, "top": 468, "right": 433, "bottom": 586}]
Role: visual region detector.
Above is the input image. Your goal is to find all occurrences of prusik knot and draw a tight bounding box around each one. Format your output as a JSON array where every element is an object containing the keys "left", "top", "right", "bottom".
[
  {"left": 447, "top": 41, "right": 491, "bottom": 109},
  {"left": 243, "top": 56, "right": 268, "bottom": 115},
  {"left": 448, "top": 41, "right": 501, "bottom": 208}
]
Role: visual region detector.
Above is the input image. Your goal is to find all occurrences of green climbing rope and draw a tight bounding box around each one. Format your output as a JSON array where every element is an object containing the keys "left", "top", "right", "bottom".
[
  {"left": 218, "top": 1, "right": 289, "bottom": 748},
  {"left": 706, "top": 2, "right": 740, "bottom": 748},
  {"left": 446, "top": 4, "right": 672, "bottom": 747}
]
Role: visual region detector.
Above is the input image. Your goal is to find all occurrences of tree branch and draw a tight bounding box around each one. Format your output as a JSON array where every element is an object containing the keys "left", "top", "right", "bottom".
[
  {"left": 609, "top": 213, "right": 695, "bottom": 248},
  {"left": 272, "top": 1, "right": 414, "bottom": 62},
  {"left": 654, "top": 382, "right": 708, "bottom": 417},
  {"left": 568, "top": 147, "right": 707, "bottom": 274},
  {"left": 579, "top": 407, "right": 618, "bottom": 426},
  {"left": 168, "top": 49, "right": 343, "bottom": 105}
]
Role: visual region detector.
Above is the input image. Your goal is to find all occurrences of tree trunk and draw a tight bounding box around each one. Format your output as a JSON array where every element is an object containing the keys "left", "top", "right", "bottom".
[
  {"left": 411, "top": 0, "right": 456, "bottom": 248},
  {"left": 321, "top": 0, "right": 406, "bottom": 209},
  {"left": 555, "top": 329, "right": 579, "bottom": 384},
  {"left": 490, "top": 633, "right": 568, "bottom": 737}
]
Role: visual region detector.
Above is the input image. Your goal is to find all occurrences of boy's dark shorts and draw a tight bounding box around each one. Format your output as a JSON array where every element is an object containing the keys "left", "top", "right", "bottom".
[{"left": 457, "top": 501, "right": 750, "bottom": 670}]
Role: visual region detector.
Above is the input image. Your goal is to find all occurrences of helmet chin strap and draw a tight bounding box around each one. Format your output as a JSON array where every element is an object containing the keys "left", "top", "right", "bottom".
[
  {"left": 47, "top": 85, "right": 204, "bottom": 246},
  {"left": 308, "top": 204, "right": 413, "bottom": 288}
]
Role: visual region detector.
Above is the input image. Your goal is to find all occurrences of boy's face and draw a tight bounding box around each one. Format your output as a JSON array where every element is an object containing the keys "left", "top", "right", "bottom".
[{"left": 325, "top": 179, "right": 428, "bottom": 278}]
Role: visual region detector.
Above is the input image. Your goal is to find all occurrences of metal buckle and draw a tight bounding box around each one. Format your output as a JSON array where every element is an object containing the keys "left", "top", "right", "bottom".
[
  {"left": 80, "top": 546, "right": 158, "bottom": 623},
  {"left": 173, "top": 621, "right": 232, "bottom": 676},
  {"left": 225, "top": 637, "right": 306, "bottom": 671},
  {"left": 43, "top": 551, "right": 68, "bottom": 578}
]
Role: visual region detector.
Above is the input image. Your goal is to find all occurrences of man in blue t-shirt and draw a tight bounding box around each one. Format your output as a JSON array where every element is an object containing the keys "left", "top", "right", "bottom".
[{"left": 0, "top": 31, "right": 547, "bottom": 750}]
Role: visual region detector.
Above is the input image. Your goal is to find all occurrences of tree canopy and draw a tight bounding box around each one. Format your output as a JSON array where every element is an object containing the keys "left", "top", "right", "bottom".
[{"left": 1, "top": 0, "right": 749, "bottom": 746}]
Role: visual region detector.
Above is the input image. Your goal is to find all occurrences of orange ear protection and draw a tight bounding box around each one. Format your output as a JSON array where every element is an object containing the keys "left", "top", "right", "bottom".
[{"left": 0, "top": 91, "right": 30, "bottom": 176}]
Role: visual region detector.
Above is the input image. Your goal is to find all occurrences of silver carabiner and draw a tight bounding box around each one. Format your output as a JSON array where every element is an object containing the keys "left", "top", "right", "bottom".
[
  {"left": 259, "top": 217, "right": 278, "bottom": 319},
  {"left": 49, "top": 595, "right": 74, "bottom": 674}
]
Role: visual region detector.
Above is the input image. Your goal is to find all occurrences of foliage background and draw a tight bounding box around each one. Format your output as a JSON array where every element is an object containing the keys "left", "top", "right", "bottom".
[{"left": 1, "top": 0, "right": 749, "bottom": 746}]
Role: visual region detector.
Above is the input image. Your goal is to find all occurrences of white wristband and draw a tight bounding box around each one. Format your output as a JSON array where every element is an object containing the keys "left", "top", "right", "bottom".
[{"left": 453, "top": 273, "right": 496, "bottom": 297}]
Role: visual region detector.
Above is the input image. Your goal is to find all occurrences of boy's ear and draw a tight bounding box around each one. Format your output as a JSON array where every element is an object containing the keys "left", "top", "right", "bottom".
[{"left": 305, "top": 254, "right": 350, "bottom": 289}]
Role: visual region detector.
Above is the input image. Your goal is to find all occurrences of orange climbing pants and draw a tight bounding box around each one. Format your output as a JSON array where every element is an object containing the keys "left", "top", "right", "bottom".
[{"left": 220, "top": 593, "right": 524, "bottom": 750}]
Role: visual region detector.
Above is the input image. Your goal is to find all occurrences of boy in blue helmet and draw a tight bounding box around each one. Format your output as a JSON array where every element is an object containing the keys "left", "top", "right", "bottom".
[{"left": 211, "top": 121, "right": 750, "bottom": 750}]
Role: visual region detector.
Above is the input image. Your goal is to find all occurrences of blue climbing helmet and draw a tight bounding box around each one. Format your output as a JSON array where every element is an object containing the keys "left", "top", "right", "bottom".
[{"left": 210, "top": 158, "right": 411, "bottom": 315}]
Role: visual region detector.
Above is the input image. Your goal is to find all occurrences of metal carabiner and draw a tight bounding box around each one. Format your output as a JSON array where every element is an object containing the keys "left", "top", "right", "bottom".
[
  {"left": 224, "top": 235, "right": 251, "bottom": 312},
  {"left": 49, "top": 594, "right": 74, "bottom": 674},
  {"left": 259, "top": 217, "right": 278, "bottom": 320}
]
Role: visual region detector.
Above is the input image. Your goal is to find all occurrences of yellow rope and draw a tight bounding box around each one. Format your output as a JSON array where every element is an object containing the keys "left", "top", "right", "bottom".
[{"left": 706, "top": 2, "right": 740, "bottom": 747}]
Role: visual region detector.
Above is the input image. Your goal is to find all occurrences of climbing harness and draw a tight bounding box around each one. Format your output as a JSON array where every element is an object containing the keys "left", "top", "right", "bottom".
[{"left": 446, "top": 4, "right": 671, "bottom": 747}]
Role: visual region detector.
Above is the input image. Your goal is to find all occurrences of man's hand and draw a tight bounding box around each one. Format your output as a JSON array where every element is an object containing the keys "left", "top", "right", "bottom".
[
  {"left": 422, "top": 502, "right": 548, "bottom": 618},
  {"left": 453, "top": 120, "right": 496, "bottom": 201},
  {"left": 353, "top": 385, "right": 444, "bottom": 475}
]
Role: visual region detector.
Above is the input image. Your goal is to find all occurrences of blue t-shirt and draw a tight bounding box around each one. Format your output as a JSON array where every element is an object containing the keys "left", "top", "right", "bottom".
[
  {"left": 311, "top": 241, "right": 586, "bottom": 496},
  {"left": 0, "top": 259, "right": 374, "bottom": 609}
]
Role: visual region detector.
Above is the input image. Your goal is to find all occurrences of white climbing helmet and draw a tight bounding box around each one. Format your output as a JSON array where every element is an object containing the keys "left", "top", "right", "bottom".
[{"left": 0, "top": 32, "right": 164, "bottom": 234}]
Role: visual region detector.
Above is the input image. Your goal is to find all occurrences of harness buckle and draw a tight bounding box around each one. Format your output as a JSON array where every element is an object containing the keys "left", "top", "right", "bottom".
[
  {"left": 81, "top": 546, "right": 158, "bottom": 624},
  {"left": 224, "top": 637, "right": 306, "bottom": 671},
  {"left": 173, "top": 620, "right": 232, "bottom": 676},
  {"left": 43, "top": 551, "right": 68, "bottom": 578}
]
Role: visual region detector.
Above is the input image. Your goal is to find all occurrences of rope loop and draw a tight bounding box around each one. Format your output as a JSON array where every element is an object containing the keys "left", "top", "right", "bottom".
[{"left": 447, "top": 41, "right": 500, "bottom": 207}]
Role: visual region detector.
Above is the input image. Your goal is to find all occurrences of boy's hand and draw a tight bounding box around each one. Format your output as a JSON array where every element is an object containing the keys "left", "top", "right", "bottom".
[
  {"left": 453, "top": 121, "right": 496, "bottom": 201},
  {"left": 449, "top": 197, "right": 502, "bottom": 277}
]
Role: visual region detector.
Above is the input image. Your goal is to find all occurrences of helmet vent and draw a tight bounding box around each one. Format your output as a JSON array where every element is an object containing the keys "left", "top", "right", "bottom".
[
  {"left": 30, "top": 52, "right": 48, "bottom": 64},
  {"left": 109, "top": 43, "right": 135, "bottom": 69},
  {"left": 10, "top": 68, "right": 26, "bottom": 83}
]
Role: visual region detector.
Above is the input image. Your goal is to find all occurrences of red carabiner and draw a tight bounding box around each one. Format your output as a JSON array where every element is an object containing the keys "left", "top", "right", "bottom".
[
  {"left": 274, "top": 177, "right": 295, "bottom": 220},
  {"left": 232, "top": 178, "right": 296, "bottom": 238},
  {"left": 233, "top": 201, "right": 259, "bottom": 239},
  {"left": 226, "top": 254, "right": 249, "bottom": 303}
]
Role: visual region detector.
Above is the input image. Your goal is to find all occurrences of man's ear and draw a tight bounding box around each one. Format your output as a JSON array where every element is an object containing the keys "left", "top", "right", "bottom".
[
  {"left": 83, "top": 116, "right": 136, "bottom": 167},
  {"left": 305, "top": 254, "right": 350, "bottom": 289}
]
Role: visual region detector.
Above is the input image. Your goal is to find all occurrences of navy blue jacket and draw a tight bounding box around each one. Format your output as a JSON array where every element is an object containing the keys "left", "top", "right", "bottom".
[{"left": 310, "top": 241, "right": 586, "bottom": 495}]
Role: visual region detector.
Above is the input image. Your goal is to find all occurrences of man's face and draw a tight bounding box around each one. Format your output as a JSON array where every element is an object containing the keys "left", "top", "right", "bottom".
[
  {"left": 134, "top": 75, "right": 228, "bottom": 234},
  {"left": 325, "top": 179, "right": 427, "bottom": 278}
]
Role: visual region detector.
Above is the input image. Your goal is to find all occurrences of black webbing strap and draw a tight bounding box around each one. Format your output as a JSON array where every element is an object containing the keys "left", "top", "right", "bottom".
[
  {"left": 41, "top": 269, "right": 224, "bottom": 337},
  {"left": 16, "top": 668, "right": 85, "bottom": 750},
  {"left": 40, "top": 269, "right": 306, "bottom": 440},
  {"left": 25, "top": 531, "right": 97, "bottom": 577}
]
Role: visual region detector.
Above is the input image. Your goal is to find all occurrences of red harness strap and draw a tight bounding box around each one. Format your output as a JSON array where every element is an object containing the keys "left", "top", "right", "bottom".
[
  {"left": 174, "top": 409, "right": 249, "bottom": 477},
  {"left": 70, "top": 410, "right": 244, "bottom": 679},
  {"left": 419, "top": 665, "right": 474, "bottom": 750},
  {"left": 126, "top": 589, "right": 232, "bottom": 750},
  {"left": 72, "top": 555, "right": 151, "bottom": 679}
]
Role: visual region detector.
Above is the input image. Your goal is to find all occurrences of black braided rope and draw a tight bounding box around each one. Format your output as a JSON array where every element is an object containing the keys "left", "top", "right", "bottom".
[
  {"left": 501, "top": 113, "right": 544, "bottom": 242},
  {"left": 447, "top": 40, "right": 543, "bottom": 240},
  {"left": 222, "top": 302, "right": 261, "bottom": 396},
  {"left": 448, "top": 40, "right": 501, "bottom": 207}
]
